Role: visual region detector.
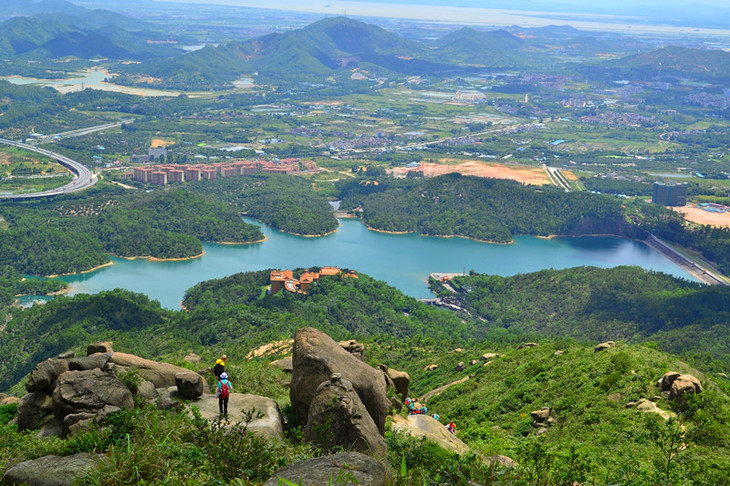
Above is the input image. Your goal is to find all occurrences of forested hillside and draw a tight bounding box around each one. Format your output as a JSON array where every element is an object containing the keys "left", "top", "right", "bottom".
[
  {"left": 340, "top": 174, "right": 627, "bottom": 242},
  {"left": 438, "top": 266, "right": 730, "bottom": 367},
  {"left": 0, "top": 187, "right": 263, "bottom": 275}
]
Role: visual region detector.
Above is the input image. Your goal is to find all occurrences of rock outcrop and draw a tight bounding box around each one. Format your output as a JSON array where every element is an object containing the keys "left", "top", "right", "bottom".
[
  {"left": 390, "top": 414, "right": 470, "bottom": 455},
  {"left": 270, "top": 356, "right": 293, "bottom": 373},
  {"left": 263, "top": 452, "right": 389, "bottom": 486},
  {"left": 530, "top": 407, "right": 553, "bottom": 427},
  {"left": 656, "top": 371, "right": 702, "bottom": 406},
  {"left": 188, "top": 393, "right": 285, "bottom": 440},
  {"left": 303, "top": 374, "right": 387, "bottom": 456},
  {"left": 52, "top": 369, "right": 134, "bottom": 431},
  {"left": 594, "top": 341, "right": 616, "bottom": 353},
  {"left": 290, "top": 328, "right": 390, "bottom": 435},
  {"left": 110, "top": 352, "right": 208, "bottom": 390},
  {"left": 378, "top": 365, "right": 410, "bottom": 400},
  {"left": 338, "top": 339, "right": 365, "bottom": 361},
  {"left": 26, "top": 359, "right": 69, "bottom": 395},
  {"left": 87, "top": 342, "right": 113, "bottom": 355},
  {"left": 174, "top": 372, "right": 204, "bottom": 399},
  {"left": 2, "top": 453, "right": 101, "bottom": 486}
]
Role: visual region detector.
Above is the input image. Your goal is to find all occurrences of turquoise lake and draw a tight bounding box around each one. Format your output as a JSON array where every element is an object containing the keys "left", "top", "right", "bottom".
[{"left": 26, "top": 218, "right": 695, "bottom": 309}]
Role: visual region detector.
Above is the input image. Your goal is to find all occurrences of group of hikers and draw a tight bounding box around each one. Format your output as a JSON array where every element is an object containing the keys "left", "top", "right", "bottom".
[
  {"left": 404, "top": 397, "right": 456, "bottom": 434},
  {"left": 210, "top": 355, "right": 457, "bottom": 433},
  {"left": 213, "top": 355, "right": 232, "bottom": 416}
]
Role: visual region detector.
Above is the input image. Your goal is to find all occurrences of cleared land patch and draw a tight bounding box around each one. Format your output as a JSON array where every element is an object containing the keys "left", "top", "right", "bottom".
[
  {"left": 676, "top": 206, "right": 730, "bottom": 228},
  {"left": 390, "top": 160, "right": 553, "bottom": 185}
]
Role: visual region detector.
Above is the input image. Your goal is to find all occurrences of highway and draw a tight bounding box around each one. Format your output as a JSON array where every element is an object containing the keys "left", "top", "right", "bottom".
[
  {"left": 0, "top": 138, "right": 97, "bottom": 200},
  {"left": 25, "top": 119, "right": 134, "bottom": 145}
]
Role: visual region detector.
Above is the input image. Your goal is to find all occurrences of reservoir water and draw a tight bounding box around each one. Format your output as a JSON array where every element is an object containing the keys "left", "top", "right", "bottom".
[{"left": 22, "top": 218, "right": 695, "bottom": 309}]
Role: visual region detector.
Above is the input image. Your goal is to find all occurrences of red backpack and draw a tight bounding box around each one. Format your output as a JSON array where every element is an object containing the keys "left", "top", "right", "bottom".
[{"left": 219, "top": 380, "right": 229, "bottom": 398}]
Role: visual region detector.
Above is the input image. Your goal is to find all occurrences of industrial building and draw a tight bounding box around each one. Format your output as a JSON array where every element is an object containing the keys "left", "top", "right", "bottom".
[{"left": 652, "top": 182, "right": 687, "bottom": 206}]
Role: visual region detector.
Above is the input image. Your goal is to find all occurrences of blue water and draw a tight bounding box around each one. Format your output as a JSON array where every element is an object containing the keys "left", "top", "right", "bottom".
[{"left": 21, "top": 218, "right": 695, "bottom": 309}]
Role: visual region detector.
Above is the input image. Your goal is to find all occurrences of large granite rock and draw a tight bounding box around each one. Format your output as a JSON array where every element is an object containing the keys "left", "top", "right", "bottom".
[
  {"left": 16, "top": 392, "right": 53, "bottom": 431},
  {"left": 175, "top": 372, "right": 204, "bottom": 399},
  {"left": 110, "top": 352, "right": 208, "bottom": 390},
  {"left": 338, "top": 340, "right": 365, "bottom": 361},
  {"left": 263, "top": 452, "right": 389, "bottom": 486},
  {"left": 290, "top": 328, "right": 390, "bottom": 435},
  {"left": 594, "top": 341, "right": 616, "bottom": 353},
  {"left": 68, "top": 353, "right": 112, "bottom": 372},
  {"left": 303, "top": 374, "right": 387, "bottom": 457},
  {"left": 378, "top": 365, "right": 410, "bottom": 400},
  {"left": 87, "top": 342, "right": 113, "bottom": 355},
  {"left": 390, "top": 414, "right": 470, "bottom": 455},
  {"left": 270, "top": 356, "right": 293, "bottom": 373},
  {"left": 52, "top": 369, "right": 134, "bottom": 421},
  {"left": 2, "top": 453, "right": 101, "bottom": 486},
  {"left": 655, "top": 371, "right": 702, "bottom": 406},
  {"left": 188, "top": 393, "right": 284, "bottom": 440},
  {"left": 26, "top": 359, "right": 69, "bottom": 395}
]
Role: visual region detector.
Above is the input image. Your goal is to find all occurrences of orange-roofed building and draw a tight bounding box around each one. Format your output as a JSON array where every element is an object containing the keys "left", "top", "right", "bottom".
[
  {"left": 270, "top": 270, "right": 294, "bottom": 295},
  {"left": 319, "top": 266, "right": 340, "bottom": 276}
]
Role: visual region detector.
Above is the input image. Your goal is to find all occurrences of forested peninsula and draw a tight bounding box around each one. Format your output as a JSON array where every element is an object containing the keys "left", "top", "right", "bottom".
[
  {"left": 0, "top": 187, "right": 263, "bottom": 276},
  {"left": 339, "top": 174, "right": 627, "bottom": 243}
]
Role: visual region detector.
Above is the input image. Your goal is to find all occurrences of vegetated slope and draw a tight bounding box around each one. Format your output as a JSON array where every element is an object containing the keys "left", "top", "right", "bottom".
[
  {"left": 602, "top": 45, "right": 730, "bottom": 82},
  {"left": 0, "top": 15, "right": 181, "bottom": 61},
  {"left": 186, "top": 174, "right": 338, "bottom": 236},
  {"left": 0, "top": 289, "right": 172, "bottom": 392},
  {"left": 0, "top": 269, "right": 469, "bottom": 394},
  {"left": 439, "top": 266, "right": 730, "bottom": 366},
  {"left": 0, "top": 187, "right": 264, "bottom": 275},
  {"left": 340, "top": 173, "right": 626, "bottom": 242},
  {"left": 432, "top": 28, "right": 526, "bottom": 66},
  {"left": 120, "top": 16, "right": 456, "bottom": 88},
  {"left": 389, "top": 340, "right": 730, "bottom": 484}
]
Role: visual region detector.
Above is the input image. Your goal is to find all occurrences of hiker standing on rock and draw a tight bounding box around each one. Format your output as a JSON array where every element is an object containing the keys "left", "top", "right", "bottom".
[
  {"left": 214, "top": 354, "right": 227, "bottom": 380},
  {"left": 216, "top": 372, "right": 232, "bottom": 416}
]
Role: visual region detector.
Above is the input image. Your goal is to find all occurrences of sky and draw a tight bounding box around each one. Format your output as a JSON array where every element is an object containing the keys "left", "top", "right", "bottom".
[{"left": 150, "top": 0, "right": 730, "bottom": 35}]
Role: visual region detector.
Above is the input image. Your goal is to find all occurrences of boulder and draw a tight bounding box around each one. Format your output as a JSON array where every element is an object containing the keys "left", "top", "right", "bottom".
[
  {"left": 594, "top": 341, "right": 616, "bottom": 353},
  {"left": 87, "top": 342, "right": 113, "bottom": 355},
  {"left": 530, "top": 407, "right": 551, "bottom": 426},
  {"left": 656, "top": 371, "right": 682, "bottom": 391},
  {"left": 669, "top": 375, "right": 703, "bottom": 404},
  {"left": 263, "top": 452, "right": 389, "bottom": 486},
  {"left": 51, "top": 369, "right": 134, "bottom": 422},
  {"left": 270, "top": 356, "right": 293, "bottom": 373},
  {"left": 26, "top": 359, "right": 69, "bottom": 394},
  {"left": 135, "top": 380, "right": 158, "bottom": 399},
  {"left": 110, "top": 352, "right": 208, "bottom": 389},
  {"left": 57, "top": 351, "right": 75, "bottom": 359},
  {"left": 424, "top": 364, "right": 438, "bottom": 371},
  {"left": 390, "top": 414, "right": 470, "bottom": 455},
  {"left": 339, "top": 340, "right": 365, "bottom": 361},
  {"left": 36, "top": 416, "right": 64, "bottom": 439},
  {"left": 175, "top": 372, "right": 204, "bottom": 399},
  {"left": 290, "top": 328, "right": 390, "bottom": 435},
  {"left": 68, "top": 353, "right": 112, "bottom": 372},
  {"left": 378, "top": 365, "right": 410, "bottom": 401},
  {"left": 554, "top": 350, "right": 564, "bottom": 356},
  {"left": 16, "top": 392, "right": 53, "bottom": 431},
  {"left": 188, "top": 393, "right": 284, "bottom": 440},
  {"left": 455, "top": 361, "right": 466, "bottom": 372},
  {"left": 485, "top": 455, "right": 518, "bottom": 469},
  {"left": 635, "top": 398, "right": 676, "bottom": 421},
  {"left": 470, "top": 360, "right": 478, "bottom": 365},
  {"left": 518, "top": 343, "right": 539, "bottom": 350},
  {"left": 303, "top": 374, "right": 387, "bottom": 457},
  {"left": 183, "top": 353, "right": 201, "bottom": 363},
  {"left": 480, "top": 353, "right": 498, "bottom": 361},
  {"left": 2, "top": 453, "right": 101, "bottom": 486}
]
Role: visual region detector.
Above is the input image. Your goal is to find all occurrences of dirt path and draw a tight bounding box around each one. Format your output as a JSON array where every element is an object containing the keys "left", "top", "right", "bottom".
[{"left": 420, "top": 376, "right": 470, "bottom": 403}]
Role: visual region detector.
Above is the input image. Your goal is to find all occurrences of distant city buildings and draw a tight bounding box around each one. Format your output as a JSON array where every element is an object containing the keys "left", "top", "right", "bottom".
[
  {"left": 652, "top": 182, "right": 687, "bottom": 207},
  {"left": 129, "top": 157, "right": 317, "bottom": 185},
  {"left": 270, "top": 267, "right": 358, "bottom": 295}
]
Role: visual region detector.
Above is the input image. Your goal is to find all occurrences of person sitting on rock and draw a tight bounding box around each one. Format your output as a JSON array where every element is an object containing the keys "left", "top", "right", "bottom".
[
  {"left": 216, "top": 372, "right": 232, "bottom": 417},
  {"left": 446, "top": 421, "right": 456, "bottom": 433},
  {"left": 433, "top": 413, "right": 440, "bottom": 422},
  {"left": 213, "top": 355, "right": 227, "bottom": 380},
  {"left": 406, "top": 397, "right": 415, "bottom": 414}
]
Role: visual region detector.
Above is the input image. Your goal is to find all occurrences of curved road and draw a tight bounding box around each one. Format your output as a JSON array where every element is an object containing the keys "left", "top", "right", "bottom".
[{"left": 0, "top": 138, "right": 97, "bottom": 200}]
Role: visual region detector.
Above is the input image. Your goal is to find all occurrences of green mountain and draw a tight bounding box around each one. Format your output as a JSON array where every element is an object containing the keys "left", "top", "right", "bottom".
[
  {"left": 432, "top": 27, "right": 526, "bottom": 66},
  {"left": 605, "top": 45, "right": 730, "bottom": 82},
  {"left": 0, "top": 0, "right": 85, "bottom": 18},
  {"left": 124, "top": 16, "right": 458, "bottom": 88}
]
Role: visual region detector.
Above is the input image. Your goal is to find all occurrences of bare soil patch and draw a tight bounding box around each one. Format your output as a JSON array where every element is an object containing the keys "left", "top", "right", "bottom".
[
  {"left": 390, "top": 160, "right": 552, "bottom": 185},
  {"left": 676, "top": 206, "right": 730, "bottom": 228},
  {"left": 150, "top": 139, "right": 175, "bottom": 148}
]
